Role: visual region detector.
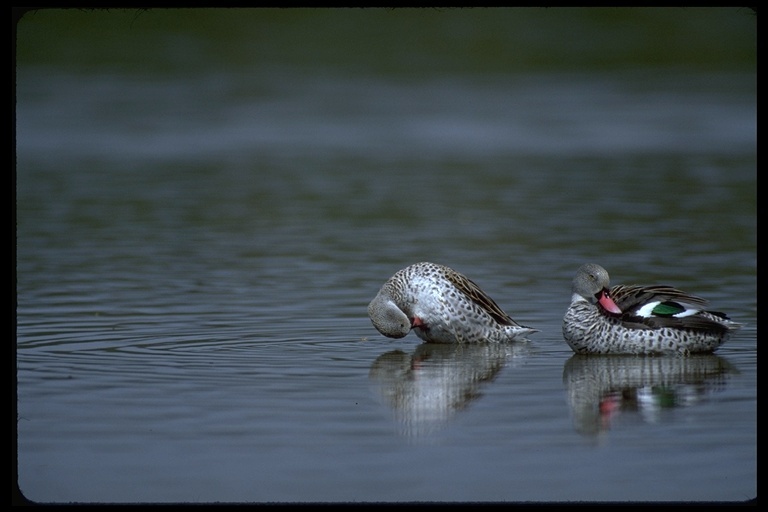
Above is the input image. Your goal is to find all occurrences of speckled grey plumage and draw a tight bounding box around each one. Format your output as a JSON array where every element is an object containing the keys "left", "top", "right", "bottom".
[
  {"left": 368, "top": 262, "right": 537, "bottom": 344},
  {"left": 563, "top": 263, "right": 740, "bottom": 355}
]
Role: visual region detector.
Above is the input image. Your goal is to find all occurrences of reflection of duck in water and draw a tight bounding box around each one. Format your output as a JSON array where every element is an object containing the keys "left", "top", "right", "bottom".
[
  {"left": 562, "top": 354, "right": 737, "bottom": 437},
  {"left": 368, "top": 262, "right": 537, "bottom": 343},
  {"left": 563, "top": 263, "right": 741, "bottom": 355},
  {"left": 370, "top": 342, "right": 529, "bottom": 437}
]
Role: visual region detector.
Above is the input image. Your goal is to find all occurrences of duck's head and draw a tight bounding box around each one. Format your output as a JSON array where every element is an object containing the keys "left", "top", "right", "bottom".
[
  {"left": 368, "top": 292, "right": 412, "bottom": 338},
  {"left": 572, "top": 263, "right": 622, "bottom": 314}
]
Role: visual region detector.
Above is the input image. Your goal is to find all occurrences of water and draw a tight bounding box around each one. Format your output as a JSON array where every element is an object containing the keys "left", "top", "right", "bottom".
[{"left": 14, "top": 8, "right": 756, "bottom": 504}]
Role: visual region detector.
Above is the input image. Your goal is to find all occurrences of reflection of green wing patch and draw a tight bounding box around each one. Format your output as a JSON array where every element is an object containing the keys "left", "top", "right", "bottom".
[{"left": 652, "top": 301, "right": 685, "bottom": 316}]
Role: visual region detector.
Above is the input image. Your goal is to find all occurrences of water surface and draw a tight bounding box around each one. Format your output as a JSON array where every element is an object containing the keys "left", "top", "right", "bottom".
[{"left": 15, "top": 8, "right": 756, "bottom": 504}]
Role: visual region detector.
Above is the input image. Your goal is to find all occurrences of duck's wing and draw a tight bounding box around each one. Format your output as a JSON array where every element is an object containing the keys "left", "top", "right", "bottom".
[
  {"left": 445, "top": 271, "right": 520, "bottom": 326},
  {"left": 609, "top": 284, "right": 729, "bottom": 332}
]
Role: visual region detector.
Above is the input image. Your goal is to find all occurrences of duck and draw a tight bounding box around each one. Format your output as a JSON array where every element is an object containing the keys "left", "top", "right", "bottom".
[
  {"left": 563, "top": 263, "right": 740, "bottom": 355},
  {"left": 368, "top": 262, "right": 537, "bottom": 344}
]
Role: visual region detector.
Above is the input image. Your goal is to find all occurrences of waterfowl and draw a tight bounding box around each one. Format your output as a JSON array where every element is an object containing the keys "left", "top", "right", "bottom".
[
  {"left": 563, "top": 263, "right": 740, "bottom": 355},
  {"left": 368, "top": 262, "right": 537, "bottom": 344}
]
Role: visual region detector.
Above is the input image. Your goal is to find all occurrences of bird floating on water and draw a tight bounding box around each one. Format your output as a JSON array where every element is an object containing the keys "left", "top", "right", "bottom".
[
  {"left": 563, "top": 263, "right": 740, "bottom": 355},
  {"left": 368, "top": 262, "right": 537, "bottom": 344}
]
